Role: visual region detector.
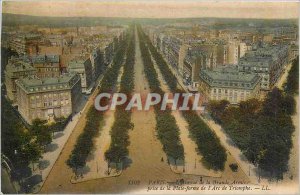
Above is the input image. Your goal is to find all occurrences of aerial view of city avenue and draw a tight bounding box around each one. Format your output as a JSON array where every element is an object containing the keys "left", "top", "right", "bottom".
[{"left": 0, "top": 1, "right": 299, "bottom": 194}]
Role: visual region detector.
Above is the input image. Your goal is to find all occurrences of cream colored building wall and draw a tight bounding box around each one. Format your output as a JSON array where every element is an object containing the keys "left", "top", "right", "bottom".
[
  {"left": 209, "top": 86, "right": 260, "bottom": 104},
  {"left": 16, "top": 87, "right": 74, "bottom": 124}
]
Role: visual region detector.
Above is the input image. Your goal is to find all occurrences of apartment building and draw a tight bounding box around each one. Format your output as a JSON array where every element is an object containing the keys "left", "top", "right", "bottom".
[
  {"left": 30, "top": 54, "right": 61, "bottom": 78},
  {"left": 5, "top": 57, "right": 37, "bottom": 102},
  {"left": 238, "top": 44, "right": 289, "bottom": 90},
  {"left": 15, "top": 73, "right": 81, "bottom": 124},
  {"left": 199, "top": 67, "right": 261, "bottom": 104},
  {"left": 90, "top": 49, "right": 105, "bottom": 80},
  {"left": 183, "top": 46, "right": 217, "bottom": 87},
  {"left": 9, "top": 34, "right": 41, "bottom": 55},
  {"left": 68, "top": 58, "right": 93, "bottom": 92}
]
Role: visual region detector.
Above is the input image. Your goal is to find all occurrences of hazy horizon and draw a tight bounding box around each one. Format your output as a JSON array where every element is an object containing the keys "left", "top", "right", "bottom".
[{"left": 2, "top": 1, "right": 299, "bottom": 19}]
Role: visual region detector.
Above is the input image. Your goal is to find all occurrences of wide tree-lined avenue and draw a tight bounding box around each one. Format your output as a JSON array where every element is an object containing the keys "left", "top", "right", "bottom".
[{"left": 40, "top": 25, "right": 249, "bottom": 194}]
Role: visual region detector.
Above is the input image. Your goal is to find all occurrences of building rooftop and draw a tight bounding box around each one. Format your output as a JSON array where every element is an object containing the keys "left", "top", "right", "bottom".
[
  {"left": 15, "top": 73, "right": 80, "bottom": 93},
  {"left": 200, "top": 67, "right": 261, "bottom": 90},
  {"left": 239, "top": 55, "right": 272, "bottom": 68},
  {"left": 31, "top": 54, "right": 60, "bottom": 64},
  {"left": 68, "top": 59, "right": 86, "bottom": 69},
  {"left": 5, "top": 59, "right": 36, "bottom": 77}
]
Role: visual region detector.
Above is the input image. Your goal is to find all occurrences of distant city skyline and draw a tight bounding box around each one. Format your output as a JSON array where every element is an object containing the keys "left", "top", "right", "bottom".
[{"left": 2, "top": 1, "right": 299, "bottom": 19}]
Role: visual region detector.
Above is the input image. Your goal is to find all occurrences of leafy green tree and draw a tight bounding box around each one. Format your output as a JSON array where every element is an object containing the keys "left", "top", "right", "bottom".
[
  {"left": 284, "top": 57, "right": 299, "bottom": 95},
  {"left": 263, "top": 87, "right": 284, "bottom": 118},
  {"left": 282, "top": 95, "right": 296, "bottom": 115},
  {"left": 30, "top": 119, "right": 52, "bottom": 149},
  {"left": 22, "top": 141, "right": 42, "bottom": 170},
  {"left": 208, "top": 87, "right": 295, "bottom": 180},
  {"left": 207, "top": 100, "right": 230, "bottom": 122},
  {"left": 239, "top": 98, "right": 261, "bottom": 114}
]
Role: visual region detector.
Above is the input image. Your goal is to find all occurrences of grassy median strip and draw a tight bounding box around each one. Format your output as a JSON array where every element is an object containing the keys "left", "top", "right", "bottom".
[
  {"left": 66, "top": 30, "right": 129, "bottom": 174},
  {"left": 138, "top": 25, "right": 226, "bottom": 171},
  {"left": 137, "top": 26, "right": 185, "bottom": 165},
  {"left": 104, "top": 25, "right": 135, "bottom": 165}
]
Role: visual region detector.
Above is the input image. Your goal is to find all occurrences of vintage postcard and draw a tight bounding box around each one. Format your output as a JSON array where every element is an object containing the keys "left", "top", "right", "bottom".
[{"left": 1, "top": 0, "right": 299, "bottom": 194}]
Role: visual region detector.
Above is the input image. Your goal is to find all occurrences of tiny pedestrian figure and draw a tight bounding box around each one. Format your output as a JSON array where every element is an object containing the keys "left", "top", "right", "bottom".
[{"left": 161, "top": 157, "right": 164, "bottom": 162}]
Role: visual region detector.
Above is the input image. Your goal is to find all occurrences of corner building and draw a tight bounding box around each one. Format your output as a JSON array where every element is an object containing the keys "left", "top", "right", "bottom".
[{"left": 15, "top": 73, "right": 82, "bottom": 124}]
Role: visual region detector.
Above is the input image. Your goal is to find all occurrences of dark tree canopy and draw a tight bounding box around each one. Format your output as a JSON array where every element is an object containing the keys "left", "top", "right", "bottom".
[{"left": 207, "top": 88, "right": 296, "bottom": 180}]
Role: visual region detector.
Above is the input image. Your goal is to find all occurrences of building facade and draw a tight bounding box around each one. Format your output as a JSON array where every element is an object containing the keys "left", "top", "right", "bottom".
[
  {"left": 199, "top": 67, "right": 261, "bottom": 104},
  {"left": 9, "top": 34, "right": 41, "bottom": 55},
  {"left": 68, "top": 58, "right": 93, "bottom": 92},
  {"left": 238, "top": 44, "right": 289, "bottom": 90},
  {"left": 5, "top": 57, "right": 37, "bottom": 102},
  {"left": 30, "top": 54, "right": 61, "bottom": 78},
  {"left": 15, "top": 73, "right": 81, "bottom": 124}
]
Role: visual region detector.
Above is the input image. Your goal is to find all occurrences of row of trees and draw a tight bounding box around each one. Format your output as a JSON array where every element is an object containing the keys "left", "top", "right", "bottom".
[
  {"left": 1, "top": 97, "right": 62, "bottom": 191},
  {"left": 284, "top": 57, "right": 299, "bottom": 95},
  {"left": 139, "top": 26, "right": 226, "bottom": 171},
  {"left": 105, "top": 25, "right": 135, "bottom": 166},
  {"left": 2, "top": 97, "right": 42, "bottom": 170},
  {"left": 207, "top": 87, "right": 296, "bottom": 179},
  {"left": 66, "top": 30, "right": 130, "bottom": 174},
  {"left": 137, "top": 25, "right": 185, "bottom": 165}
]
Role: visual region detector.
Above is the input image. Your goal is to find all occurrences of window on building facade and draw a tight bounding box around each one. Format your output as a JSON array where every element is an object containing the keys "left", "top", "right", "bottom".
[{"left": 31, "top": 102, "right": 35, "bottom": 108}]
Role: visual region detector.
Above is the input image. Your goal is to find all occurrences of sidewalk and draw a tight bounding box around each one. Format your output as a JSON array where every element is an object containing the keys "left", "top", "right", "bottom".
[
  {"left": 31, "top": 107, "right": 86, "bottom": 193},
  {"left": 275, "top": 61, "right": 293, "bottom": 90}
]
